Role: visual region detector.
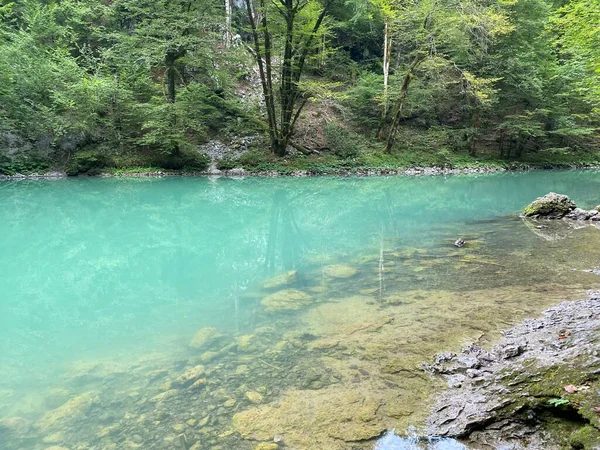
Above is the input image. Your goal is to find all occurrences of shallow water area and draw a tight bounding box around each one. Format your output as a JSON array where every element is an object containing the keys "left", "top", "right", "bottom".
[{"left": 2, "top": 171, "right": 600, "bottom": 449}]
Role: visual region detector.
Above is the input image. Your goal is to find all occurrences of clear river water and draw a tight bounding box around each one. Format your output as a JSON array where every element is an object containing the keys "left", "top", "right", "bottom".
[{"left": 1, "top": 171, "right": 600, "bottom": 450}]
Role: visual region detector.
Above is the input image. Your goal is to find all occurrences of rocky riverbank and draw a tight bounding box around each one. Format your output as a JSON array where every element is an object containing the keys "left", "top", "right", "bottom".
[
  {"left": 425, "top": 293, "right": 600, "bottom": 449},
  {"left": 3, "top": 164, "right": 600, "bottom": 181}
]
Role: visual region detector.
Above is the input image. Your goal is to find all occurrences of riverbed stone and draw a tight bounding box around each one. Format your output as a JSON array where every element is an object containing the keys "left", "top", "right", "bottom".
[
  {"left": 170, "top": 365, "right": 206, "bottom": 388},
  {"left": 0, "top": 416, "right": 31, "bottom": 435},
  {"left": 200, "top": 351, "right": 219, "bottom": 362},
  {"left": 36, "top": 392, "right": 98, "bottom": 431},
  {"left": 245, "top": 391, "right": 264, "bottom": 404},
  {"left": 263, "top": 270, "right": 298, "bottom": 289},
  {"left": 522, "top": 192, "right": 576, "bottom": 218},
  {"left": 322, "top": 264, "right": 358, "bottom": 278},
  {"left": 260, "top": 289, "right": 313, "bottom": 312},
  {"left": 254, "top": 443, "right": 278, "bottom": 450},
  {"left": 236, "top": 334, "right": 256, "bottom": 352},
  {"left": 189, "top": 327, "right": 222, "bottom": 350}
]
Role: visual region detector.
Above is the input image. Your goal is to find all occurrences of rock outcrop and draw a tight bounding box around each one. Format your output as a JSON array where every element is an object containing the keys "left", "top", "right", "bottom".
[
  {"left": 522, "top": 192, "right": 600, "bottom": 221},
  {"left": 425, "top": 294, "right": 600, "bottom": 449},
  {"left": 522, "top": 192, "right": 576, "bottom": 218}
]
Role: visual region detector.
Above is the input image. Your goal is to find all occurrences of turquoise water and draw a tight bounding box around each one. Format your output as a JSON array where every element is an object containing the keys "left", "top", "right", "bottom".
[{"left": 2, "top": 171, "right": 600, "bottom": 449}]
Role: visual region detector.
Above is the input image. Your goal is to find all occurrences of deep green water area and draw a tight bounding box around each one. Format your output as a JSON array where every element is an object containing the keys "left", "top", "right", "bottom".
[{"left": 2, "top": 171, "right": 600, "bottom": 449}]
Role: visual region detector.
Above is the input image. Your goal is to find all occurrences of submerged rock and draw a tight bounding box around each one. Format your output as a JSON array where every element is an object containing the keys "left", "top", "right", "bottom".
[
  {"left": 245, "top": 391, "right": 264, "bottom": 404},
  {"left": 36, "top": 392, "right": 99, "bottom": 431},
  {"left": 263, "top": 270, "right": 298, "bottom": 289},
  {"left": 522, "top": 192, "right": 576, "bottom": 218},
  {"left": 260, "top": 289, "right": 313, "bottom": 312},
  {"left": 322, "top": 264, "right": 358, "bottom": 279},
  {"left": 189, "top": 327, "right": 222, "bottom": 350},
  {"left": 170, "top": 365, "right": 206, "bottom": 388},
  {"left": 0, "top": 417, "right": 31, "bottom": 436}
]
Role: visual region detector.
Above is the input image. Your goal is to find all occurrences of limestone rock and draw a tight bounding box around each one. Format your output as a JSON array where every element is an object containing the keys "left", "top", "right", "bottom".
[
  {"left": 254, "top": 443, "right": 278, "bottom": 450},
  {"left": 323, "top": 264, "right": 358, "bottom": 279},
  {"left": 236, "top": 334, "right": 256, "bottom": 352},
  {"left": 0, "top": 416, "right": 31, "bottom": 435},
  {"left": 151, "top": 389, "right": 179, "bottom": 403},
  {"left": 189, "top": 327, "right": 222, "bottom": 350},
  {"left": 245, "top": 391, "right": 264, "bottom": 404},
  {"left": 261, "top": 289, "right": 313, "bottom": 312},
  {"left": 199, "top": 351, "right": 219, "bottom": 362},
  {"left": 522, "top": 192, "right": 576, "bottom": 218},
  {"left": 172, "top": 365, "right": 206, "bottom": 388},
  {"left": 263, "top": 270, "right": 298, "bottom": 289},
  {"left": 36, "top": 392, "right": 98, "bottom": 431}
]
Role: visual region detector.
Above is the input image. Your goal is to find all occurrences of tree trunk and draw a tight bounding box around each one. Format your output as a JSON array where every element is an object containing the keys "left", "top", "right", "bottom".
[
  {"left": 384, "top": 55, "right": 422, "bottom": 153},
  {"left": 377, "top": 18, "right": 392, "bottom": 139},
  {"left": 225, "top": 0, "right": 232, "bottom": 46},
  {"left": 469, "top": 106, "right": 480, "bottom": 157}
]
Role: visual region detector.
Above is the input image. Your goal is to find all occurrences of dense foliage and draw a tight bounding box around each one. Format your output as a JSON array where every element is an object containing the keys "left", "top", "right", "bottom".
[{"left": 0, "top": 0, "right": 598, "bottom": 174}]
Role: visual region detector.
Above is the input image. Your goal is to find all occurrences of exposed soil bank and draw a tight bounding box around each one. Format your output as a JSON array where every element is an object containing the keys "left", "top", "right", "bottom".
[
  {"left": 2, "top": 163, "right": 600, "bottom": 180},
  {"left": 425, "top": 293, "right": 600, "bottom": 449}
]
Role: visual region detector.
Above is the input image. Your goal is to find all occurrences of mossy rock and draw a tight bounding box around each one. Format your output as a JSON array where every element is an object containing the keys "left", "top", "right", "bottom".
[
  {"left": 522, "top": 192, "right": 576, "bottom": 218},
  {"left": 189, "top": 327, "right": 222, "bottom": 349},
  {"left": 322, "top": 264, "right": 358, "bottom": 279},
  {"left": 569, "top": 425, "right": 600, "bottom": 449},
  {"left": 260, "top": 289, "right": 313, "bottom": 312},
  {"left": 263, "top": 270, "right": 298, "bottom": 289}
]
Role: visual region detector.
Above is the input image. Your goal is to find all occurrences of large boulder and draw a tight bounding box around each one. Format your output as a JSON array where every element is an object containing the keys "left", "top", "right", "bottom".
[{"left": 522, "top": 192, "right": 576, "bottom": 218}]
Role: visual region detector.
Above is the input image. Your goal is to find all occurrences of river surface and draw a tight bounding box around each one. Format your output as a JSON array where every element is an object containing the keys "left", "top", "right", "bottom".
[{"left": 1, "top": 171, "right": 600, "bottom": 449}]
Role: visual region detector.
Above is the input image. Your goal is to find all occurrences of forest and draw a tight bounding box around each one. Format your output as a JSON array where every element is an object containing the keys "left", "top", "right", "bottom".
[{"left": 0, "top": 0, "right": 598, "bottom": 175}]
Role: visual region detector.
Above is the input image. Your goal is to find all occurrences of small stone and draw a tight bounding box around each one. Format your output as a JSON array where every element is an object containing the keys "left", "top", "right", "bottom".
[
  {"left": 223, "top": 398, "right": 237, "bottom": 408},
  {"left": 236, "top": 334, "right": 256, "bottom": 352},
  {"left": 198, "top": 416, "right": 210, "bottom": 427},
  {"left": 235, "top": 365, "right": 250, "bottom": 375},
  {"left": 200, "top": 351, "right": 219, "bottom": 362},
  {"left": 172, "top": 423, "right": 186, "bottom": 433},
  {"left": 245, "top": 391, "right": 264, "bottom": 404},
  {"left": 96, "top": 425, "right": 118, "bottom": 438},
  {"left": 188, "top": 378, "right": 208, "bottom": 390},
  {"left": 310, "top": 338, "right": 340, "bottom": 350},
  {"left": 151, "top": 389, "right": 179, "bottom": 403},
  {"left": 0, "top": 417, "right": 31, "bottom": 435},
  {"left": 43, "top": 432, "right": 65, "bottom": 443},
  {"left": 263, "top": 270, "right": 298, "bottom": 289},
  {"left": 254, "top": 443, "right": 279, "bottom": 450},
  {"left": 322, "top": 264, "right": 358, "bottom": 278},
  {"left": 261, "top": 289, "right": 313, "bottom": 312},
  {"left": 189, "top": 327, "right": 222, "bottom": 350},
  {"left": 499, "top": 344, "right": 523, "bottom": 359},
  {"left": 173, "top": 365, "right": 206, "bottom": 387}
]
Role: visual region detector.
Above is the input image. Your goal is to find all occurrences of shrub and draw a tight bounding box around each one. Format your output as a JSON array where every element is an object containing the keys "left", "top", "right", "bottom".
[
  {"left": 66, "top": 150, "right": 113, "bottom": 176},
  {"left": 216, "top": 158, "right": 238, "bottom": 171},
  {"left": 0, "top": 153, "right": 49, "bottom": 175},
  {"left": 324, "top": 123, "right": 362, "bottom": 159},
  {"left": 153, "top": 150, "right": 210, "bottom": 171}
]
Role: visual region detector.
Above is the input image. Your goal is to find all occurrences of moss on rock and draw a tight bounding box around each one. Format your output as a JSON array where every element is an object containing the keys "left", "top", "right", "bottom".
[
  {"left": 260, "top": 289, "right": 313, "bottom": 312},
  {"left": 522, "top": 192, "right": 576, "bottom": 218}
]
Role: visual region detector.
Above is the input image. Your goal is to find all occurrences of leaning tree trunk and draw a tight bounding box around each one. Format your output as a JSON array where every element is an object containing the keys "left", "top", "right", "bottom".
[{"left": 384, "top": 56, "right": 422, "bottom": 153}]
